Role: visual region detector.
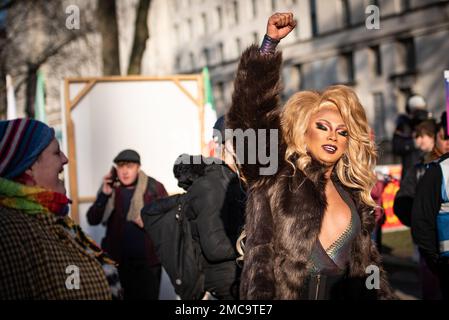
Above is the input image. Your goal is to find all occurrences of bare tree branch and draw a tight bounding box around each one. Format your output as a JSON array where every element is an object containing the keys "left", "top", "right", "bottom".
[
  {"left": 127, "top": 0, "right": 151, "bottom": 75},
  {"left": 97, "top": 0, "right": 120, "bottom": 75}
]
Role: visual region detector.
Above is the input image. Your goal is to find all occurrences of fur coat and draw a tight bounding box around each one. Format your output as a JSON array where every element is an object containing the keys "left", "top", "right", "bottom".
[{"left": 226, "top": 45, "right": 395, "bottom": 300}]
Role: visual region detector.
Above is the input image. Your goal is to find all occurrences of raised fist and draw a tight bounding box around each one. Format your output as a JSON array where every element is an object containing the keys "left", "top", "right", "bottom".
[{"left": 266, "top": 12, "right": 297, "bottom": 41}]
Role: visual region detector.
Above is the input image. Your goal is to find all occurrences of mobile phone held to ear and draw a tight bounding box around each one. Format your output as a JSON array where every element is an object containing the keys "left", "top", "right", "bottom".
[{"left": 109, "top": 166, "right": 119, "bottom": 187}]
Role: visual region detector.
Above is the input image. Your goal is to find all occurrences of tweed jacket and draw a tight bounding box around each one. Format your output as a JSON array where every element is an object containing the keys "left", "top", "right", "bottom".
[
  {"left": 0, "top": 207, "right": 112, "bottom": 299},
  {"left": 226, "top": 45, "right": 395, "bottom": 300}
]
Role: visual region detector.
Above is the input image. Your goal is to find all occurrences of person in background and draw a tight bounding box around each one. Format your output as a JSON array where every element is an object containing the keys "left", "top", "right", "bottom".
[
  {"left": 87, "top": 149, "right": 167, "bottom": 300},
  {"left": 414, "top": 120, "right": 436, "bottom": 154},
  {"left": 395, "top": 114, "right": 448, "bottom": 227},
  {"left": 0, "top": 118, "right": 120, "bottom": 299},
  {"left": 142, "top": 116, "right": 247, "bottom": 300},
  {"left": 395, "top": 112, "right": 449, "bottom": 299},
  {"left": 392, "top": 94, "right": 431, "bottom": 180},
  {"left": 411, "top": 121, "right": 449, "bottom": 299}
]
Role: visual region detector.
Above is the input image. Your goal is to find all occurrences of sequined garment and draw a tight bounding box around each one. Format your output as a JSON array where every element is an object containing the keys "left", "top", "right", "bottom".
[{"left": 309, "top": 183, "right": 361, "bottom": 275}]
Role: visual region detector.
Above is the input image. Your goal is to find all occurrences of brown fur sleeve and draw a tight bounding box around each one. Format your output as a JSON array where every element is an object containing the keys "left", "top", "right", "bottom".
[
  {"left": 349, "top": 233, "right": 397, "bottom": 300},
  {"left": 240, "top": 186, "right": 276, "bottom": 299},
  {"left": 226, "top": 45, "right": 286, "bottom": 185},
  {"left": 350, "top": 200, "right": 397, "bottom": 300}
]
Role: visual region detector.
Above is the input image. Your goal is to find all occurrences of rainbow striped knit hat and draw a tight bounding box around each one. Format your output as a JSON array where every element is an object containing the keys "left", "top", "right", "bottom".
[{"left": 0, "top": 118, "right": 55, "bottom": 179}]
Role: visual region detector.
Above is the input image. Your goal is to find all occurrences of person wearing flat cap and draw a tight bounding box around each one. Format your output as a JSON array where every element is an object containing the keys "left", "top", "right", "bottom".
[
  {"left": 87, "top": 149, "right": 168, "bottom": 300},
  {"left": 0, "top": 118, "right": 121, "bottom": 299}
]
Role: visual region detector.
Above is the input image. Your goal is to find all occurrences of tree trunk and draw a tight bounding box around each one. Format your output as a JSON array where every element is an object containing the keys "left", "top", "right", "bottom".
[
  {"left": 25, "top": 64, "right": 37, "bottom": 118},
  {"left": 127, "top": 0, "right": 151, "bottom": 75},
  {"left": 0, "top": 56, "right": 6, "bottom": 119},
  {"left": 97, "top": 0, "right": 121, "bottom": 75}
]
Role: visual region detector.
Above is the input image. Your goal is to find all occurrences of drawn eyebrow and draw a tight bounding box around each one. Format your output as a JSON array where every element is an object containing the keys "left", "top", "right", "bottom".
[
  {"left": 317, "top": 119, "right": 331, "bottom": 126},
  {"left": 317, "top": 119, "right": 347, "bottom": 129}
]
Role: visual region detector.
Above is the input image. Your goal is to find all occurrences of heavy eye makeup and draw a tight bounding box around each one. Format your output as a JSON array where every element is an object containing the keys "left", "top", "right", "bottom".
[
  {"left": 316, "top": 122, "right": 328, "bottom": 131},
  {"left": 338, "top": 130, "right": 348, "bottom": 137},
  {"left": 315, "top": 122, "right": 348, "bottom": 137}
]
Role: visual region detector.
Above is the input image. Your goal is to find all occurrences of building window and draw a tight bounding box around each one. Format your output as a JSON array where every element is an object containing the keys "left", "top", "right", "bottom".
[
  {"left": 236, "top": 38, "right": 242, "bottom": 56},
  {"left": 218, "top": 82, "right": 225, "bottom": 101},
  {"left": 201, "top": 13, "right": 207, "bottom": 35},
  {"left": 294, "top": 20, "right": 300, "bottom": 38},
  {"left": 203, "top": 48, "right": 210, "bottom": 66},
  {"left": 218, "top": 42, "right": 224, "bottom": 63},
  {"left": 217, "top": 6, "right": 223, "bottom": 29},
  {"left": 310, "top": 0, "right": 318, "bottom": 37},
  {"left": 215, "top": 81, "right": 226, "bottom": 110},
  {"left": 174, "top": 24, "right": 179, "bottom": 42},
  {"left": 297, "top": 64, "right": 304, "bottom": 90},
  {"left": 187, "top": 18, "right": 193, "bottom": 37},
  {"left": 370, "top": 45, "right": 382, "bottom": 76},
  {"left": 373, "top": 92, "right": 386, "bottom": 140},
  {"left": 189, "top": 52, "right": 195, "bottom": 70},
  {"left": 253, "top": 31, "right": 259, "bottom": 45},
  {"left": 339, "top": 51, "right": 355, "bottom": 84},
  {"left": 175, "top": 54, "right": 181, "bottom": 71},
  {"left": 290, "top": 64, "right": 304, "bottom": 91},
  {"left": 340, "top": 0, "right": 351, "bottom": 28},
  {"left": 252, "top": 0, "right": 257, "bottom": 18},
  {"left": 400, "top": 0, "right": 411, "bottom": 12},
  {"left": 396, "top": 37, "right": 416, "bottom": 73},
  {"left": 233, "top": 1, "right": 239, "bottom": 24}
]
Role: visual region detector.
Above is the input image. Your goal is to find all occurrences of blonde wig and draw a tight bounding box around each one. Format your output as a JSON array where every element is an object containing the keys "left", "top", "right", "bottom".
[{"left": 281, "top": 85, "right": 377, "bottom": 207}]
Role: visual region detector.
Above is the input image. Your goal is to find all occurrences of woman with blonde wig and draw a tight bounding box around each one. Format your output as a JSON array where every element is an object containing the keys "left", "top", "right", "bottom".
[{"left": 227, "top": 13, "right": 395, "bottom": 300}]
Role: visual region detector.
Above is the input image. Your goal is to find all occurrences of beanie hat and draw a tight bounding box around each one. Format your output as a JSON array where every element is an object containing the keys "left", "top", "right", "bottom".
[
  {"left": 0, "top": 118, "right": 55, "bottom": 179},
  {"left": 408, "top": 95, "right": 427, "bottom": 110}
]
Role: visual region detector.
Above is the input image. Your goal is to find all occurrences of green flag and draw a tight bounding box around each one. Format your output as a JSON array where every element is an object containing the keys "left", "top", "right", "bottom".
[
  {"left": 34, "top": 70, "right": 47, "bottom": 123},
  {"left": 202, "top": 67, "right": 217, "bottom": 148}
]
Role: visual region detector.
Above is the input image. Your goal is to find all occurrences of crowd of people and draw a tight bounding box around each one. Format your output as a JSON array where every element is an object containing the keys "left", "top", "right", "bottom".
[
  {"left": 0, "top": 12, "right": 447, "bottom": 300},
  {"left": 392, "top": 99, "right": 449, "bottom": 299}
]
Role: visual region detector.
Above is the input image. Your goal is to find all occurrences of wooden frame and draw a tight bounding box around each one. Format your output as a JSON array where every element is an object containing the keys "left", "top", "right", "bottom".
[{"left": 64, "top": 75, "right": 205, "bottom": 223}]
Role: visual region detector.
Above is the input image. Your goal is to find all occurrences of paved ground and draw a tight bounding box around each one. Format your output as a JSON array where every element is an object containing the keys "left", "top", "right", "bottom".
[
  {"left": 381, "top": 229, "right": 421, "bottom": 300},
  {"left": 382, "top": 254, "right": 421, "bottom": 300}
]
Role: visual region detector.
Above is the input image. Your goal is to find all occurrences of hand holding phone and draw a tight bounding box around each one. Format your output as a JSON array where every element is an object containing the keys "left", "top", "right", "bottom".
[
  {"left": 109, "top": 166, "right": 118, "bottom": 187},
  {"left": 102, "top": 166, "right": 118, "bottom": 195}
]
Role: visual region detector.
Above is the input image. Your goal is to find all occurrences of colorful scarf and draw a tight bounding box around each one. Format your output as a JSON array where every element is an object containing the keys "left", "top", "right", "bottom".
[
  {"left": 0, "top": 177, "right": 70, "bottom": 216},
  {"left": 0, "top": 177, "right": 122, "bottom": 299}
]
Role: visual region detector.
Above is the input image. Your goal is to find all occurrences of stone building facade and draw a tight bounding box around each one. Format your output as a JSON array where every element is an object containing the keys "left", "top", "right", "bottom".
[{"left": 6, "top": 0, "right": 449, "bottom": 162}]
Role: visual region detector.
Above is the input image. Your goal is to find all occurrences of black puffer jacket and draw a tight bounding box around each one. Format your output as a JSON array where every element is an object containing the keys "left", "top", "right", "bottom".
[{"left": 145, "top": 155, "right": 246, "bottom": 299}]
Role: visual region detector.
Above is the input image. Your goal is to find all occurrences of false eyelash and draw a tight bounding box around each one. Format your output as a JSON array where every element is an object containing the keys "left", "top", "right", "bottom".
[{"left": 316, "top": 123, "right": 327, "bottom": 130}]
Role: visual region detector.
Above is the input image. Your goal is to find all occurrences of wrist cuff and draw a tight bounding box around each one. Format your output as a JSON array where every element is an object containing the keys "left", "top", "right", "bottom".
[{"left": 259, "top": 34, "right": 280, "bottom": 55}]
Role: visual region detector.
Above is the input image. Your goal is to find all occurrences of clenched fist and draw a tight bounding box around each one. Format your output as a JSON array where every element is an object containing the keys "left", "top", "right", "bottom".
[{"left": 266, "top": 12, "right": 297, "bottom": 41}]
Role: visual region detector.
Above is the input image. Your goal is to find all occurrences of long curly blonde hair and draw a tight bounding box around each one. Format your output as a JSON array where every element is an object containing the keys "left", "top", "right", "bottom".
[
  {"left": 235, "top": 85, "right": 377, "bottom": 262},
  {"left": 281, "top": 85, "right": 377, "bottom": 207}
]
